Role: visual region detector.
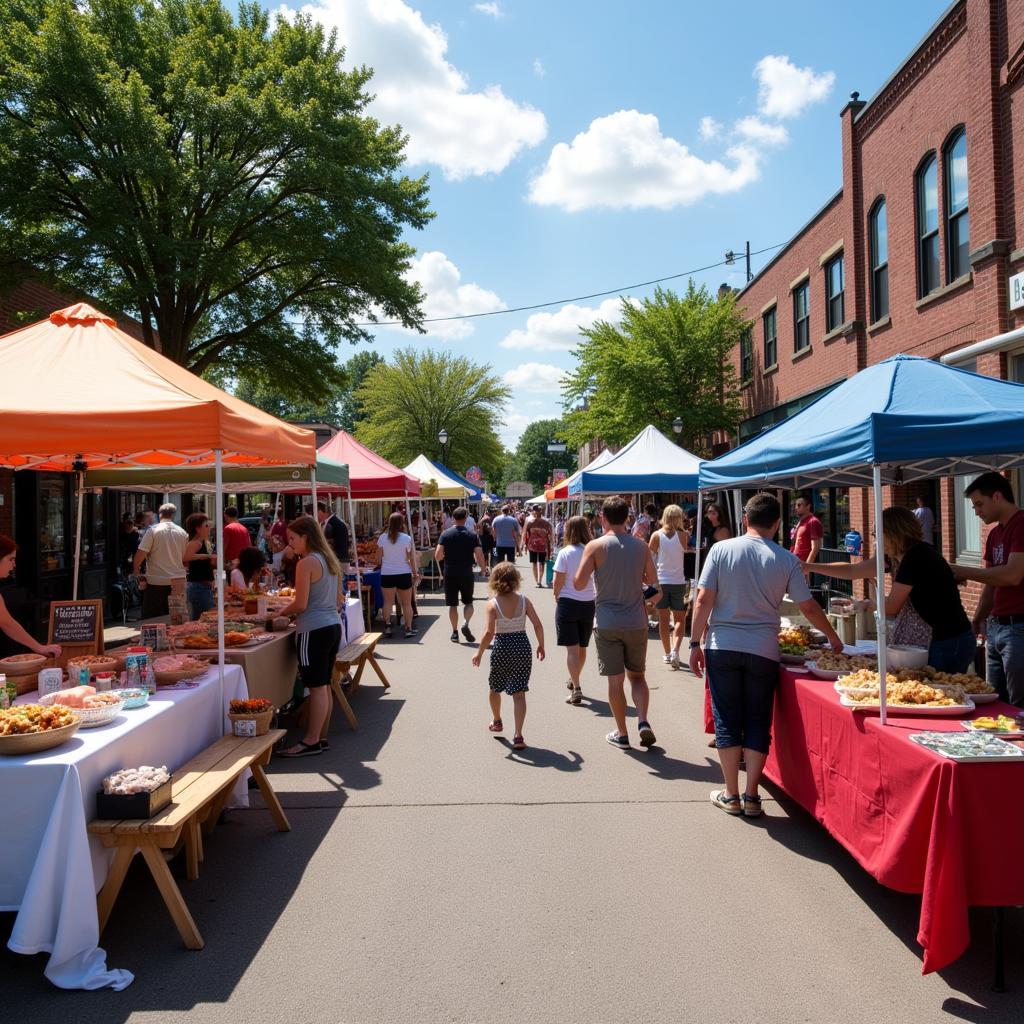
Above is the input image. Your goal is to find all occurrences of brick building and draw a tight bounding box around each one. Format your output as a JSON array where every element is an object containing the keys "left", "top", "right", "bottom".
[{"left": 730, "top": 0, "right": 1024, "bottom": 610}]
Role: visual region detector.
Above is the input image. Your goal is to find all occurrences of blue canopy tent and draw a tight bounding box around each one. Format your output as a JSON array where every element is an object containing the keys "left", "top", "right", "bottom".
[
  {"left": 567, "top": 424, "right": 702, "bottom": 505},
  {"left": 698, "top": 354, "right": 1024, "bottom": 722},
  {"left": 431, "top": 460, "right": 484, "bottom": 502}
]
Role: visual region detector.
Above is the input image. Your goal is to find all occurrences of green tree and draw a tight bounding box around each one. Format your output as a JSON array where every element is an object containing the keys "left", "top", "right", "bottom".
[
  {"left": 355, "top": 347, "right": 510, "bottom": 477},
  {"left": 0, "top": 0, "right": 432, "bottom": 404},
  {"left": 561, "top": 283, "right": 745, "bottom": 455},
  {"left": 510, "top": 418, "right": 577, "bottom": 490}
]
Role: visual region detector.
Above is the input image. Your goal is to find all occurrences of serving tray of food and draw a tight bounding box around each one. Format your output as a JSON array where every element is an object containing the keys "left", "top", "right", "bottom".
[{"left": 910, "top": 731, "right": 1024, "bottom": 762}]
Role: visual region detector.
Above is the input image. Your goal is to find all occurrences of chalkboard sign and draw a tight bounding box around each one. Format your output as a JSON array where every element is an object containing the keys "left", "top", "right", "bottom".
[{"left": 48, "top": 600, "right": 104, "bottom": 662}]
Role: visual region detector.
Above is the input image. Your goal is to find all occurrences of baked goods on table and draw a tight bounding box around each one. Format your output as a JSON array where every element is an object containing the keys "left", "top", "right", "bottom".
[
  {"left": 103, "top": 765, "right": 170, "bottom": 795},
  {"left": 811, "top": 650, "right": 878, "bottom": 671},
  {"left": 837, "top": 674, "right": 962, "bottom": 707},
  {"left": 0, "top": 704, "right": 77, "bottom": 734}
]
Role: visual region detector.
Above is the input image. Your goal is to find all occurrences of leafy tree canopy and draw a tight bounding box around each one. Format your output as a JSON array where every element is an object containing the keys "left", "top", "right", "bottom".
[
  {"left": 508, "top": 418, "right": 576, "bottom": 490},
  {"left": 354, "top": 347, "right": 510, "bottom": 484},
  {"left": 0, "top": 0, "right": 432, "bottom": 404},
  {"left": 561, "top": 283, "right": 745, "bottom": 455}
]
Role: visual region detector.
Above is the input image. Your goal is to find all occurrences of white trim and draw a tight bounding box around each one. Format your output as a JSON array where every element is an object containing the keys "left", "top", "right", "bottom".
[{"left": 939, "top": 324, "right": 1024, "bottom": 365}]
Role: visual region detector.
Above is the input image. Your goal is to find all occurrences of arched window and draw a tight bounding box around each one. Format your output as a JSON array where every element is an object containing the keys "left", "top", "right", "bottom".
[
  {"left": 869, "top": 198, "right": 888, "bottom": 322},
  {"left": 944, "top": 128, "right": 969, "bottom": 281},
  {"left": 916, "top": 154, "right": 940, "bottom": 297}
]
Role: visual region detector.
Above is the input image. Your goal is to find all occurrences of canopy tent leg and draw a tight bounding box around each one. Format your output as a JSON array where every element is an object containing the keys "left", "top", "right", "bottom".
[
  {"left": 214, "top": 450, "right": 226, "bottom": 735},
  {"left": 72, "top": 471, "right": 84, "bottom": 600},
  {"left": 873, "top": 465, "right": 888, "bottom": 726},
  {"left": 347, "top": 492, "right": 362, "bottom": 619},
  {"left": 693, "top": 491, "right": 704, "bottom": 600},
  {"left": 310, "top": 468, "right": 318, "bottom": 513}
]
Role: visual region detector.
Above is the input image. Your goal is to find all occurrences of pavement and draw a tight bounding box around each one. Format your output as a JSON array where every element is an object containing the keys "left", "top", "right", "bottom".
[{"left": 6, "top": 560, "right": 1024, "bottom": 1022}]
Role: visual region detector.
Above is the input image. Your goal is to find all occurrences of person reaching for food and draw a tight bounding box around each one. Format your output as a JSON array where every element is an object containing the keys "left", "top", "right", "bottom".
[{"left": 0, "top": 535, "right": 61, "bottom": 659}]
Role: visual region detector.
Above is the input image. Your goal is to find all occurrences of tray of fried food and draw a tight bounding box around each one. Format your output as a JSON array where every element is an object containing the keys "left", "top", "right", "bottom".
[
  {"left": 835, "top": 672, "right": 975, "bottom": 713},
  {"left": 0, "top": 704, "right": 81, "bottom": 753},
  {"left": 805, "top": 650, "right": 878, "bottom": 679}
]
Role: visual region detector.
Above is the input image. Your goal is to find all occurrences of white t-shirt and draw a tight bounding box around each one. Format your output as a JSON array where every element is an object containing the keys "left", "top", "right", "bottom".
[
  {"left": 138, "top": 518, "right": 187, "bottom": 585},
  {"left": 378, "top": 532, "right": 414, "bottom": 575},
  {"left": 553, "top": 544, "right": 596, "bottom": 601}
]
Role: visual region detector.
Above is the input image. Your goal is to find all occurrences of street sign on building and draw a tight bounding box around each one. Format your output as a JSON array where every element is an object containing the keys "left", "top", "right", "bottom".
[
  {"left": 506, "top": 481, "right": 534, "bottom": 498},
  {"left": 1010, "top": 271, "right": 1024, "bottom": 311}
]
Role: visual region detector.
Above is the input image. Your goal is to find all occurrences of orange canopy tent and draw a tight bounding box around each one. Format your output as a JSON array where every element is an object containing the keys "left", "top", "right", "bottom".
[{"left": 0, "top": 303, "right": 316, "bottom": 471}]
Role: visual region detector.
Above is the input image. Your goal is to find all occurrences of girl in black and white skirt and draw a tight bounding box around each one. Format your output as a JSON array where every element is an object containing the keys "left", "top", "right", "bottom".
[{"left": 472, "top": 562, "right": 545, "bottom": 750}]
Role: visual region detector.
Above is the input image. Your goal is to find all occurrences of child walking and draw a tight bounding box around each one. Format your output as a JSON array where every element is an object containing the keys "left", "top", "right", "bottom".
[{"left": 472, "top": 562, "right": 545, "bottom": 750}]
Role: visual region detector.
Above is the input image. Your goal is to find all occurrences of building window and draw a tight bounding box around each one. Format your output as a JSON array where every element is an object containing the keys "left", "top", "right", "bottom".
[
  {"left": 955, "top": 473, "right": 983, "bottom": 566},
  {"left": 762, "top": 306, "right": 777, "bottom": 368},
  {"left": 869, "top": 198, "right": 888, "bottom": 322},
  {"left": 916, "top": 154, "right": 940, "bottom": 297},
  {"left": 825, "top": 254, "right": 845, "bottom": 332},
  {"left": 944, "top": 128, "right": 969, "bottom": 281},
  {"left": 740, "top": 327, "right": 752, "bottom": 384},
  {"left": 793, "top": 281, "right": 810, "bottom": 352}
]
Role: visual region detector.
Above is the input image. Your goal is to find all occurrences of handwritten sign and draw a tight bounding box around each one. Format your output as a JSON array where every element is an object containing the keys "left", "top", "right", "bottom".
[{"left": 48, "top": 600, "right": 103, "bottom": 656}]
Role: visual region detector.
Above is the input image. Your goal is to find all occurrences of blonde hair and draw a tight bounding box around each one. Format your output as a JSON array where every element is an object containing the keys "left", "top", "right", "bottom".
[
  {"left": 489, "top": 561, "right": 521, "bottom": 595},
  {"left": 564, "top": 515, "right": 592, "bottom": 546},
  {"left": 286, "top": 515, "right": 343, "bottom": 578},
  {"left": 882, "top": 506, "right": 923, "bottom": 557},
  {"left": 661, "top": 504, "right": 685, "bottom": 530}
]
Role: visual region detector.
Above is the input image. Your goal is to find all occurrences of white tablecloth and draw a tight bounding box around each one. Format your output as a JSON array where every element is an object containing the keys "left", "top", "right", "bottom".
[{"left": 3, "top": 664, "right": 249, "bottom": 991}]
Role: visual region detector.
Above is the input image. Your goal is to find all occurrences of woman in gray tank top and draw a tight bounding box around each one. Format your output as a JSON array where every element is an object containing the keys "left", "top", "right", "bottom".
[{"left": 276, "top": 516, "right": 343, "bottom": 758}]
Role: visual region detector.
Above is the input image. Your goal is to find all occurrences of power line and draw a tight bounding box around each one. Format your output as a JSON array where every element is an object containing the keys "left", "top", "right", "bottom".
[{"left": 343, "top": 242, "right": 786, "bottom": 328}]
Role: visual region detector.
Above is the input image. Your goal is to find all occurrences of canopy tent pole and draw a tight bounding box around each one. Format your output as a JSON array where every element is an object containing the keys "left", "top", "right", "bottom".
[
  {"left": 309, "top": 468, "right": 318, "bottom": 513},
  {"left": 72, "top": 471, "right": 84, "bottom": 600},
  {"left": 214, "top": 450, "right": 226, "bottom": 734},
  {"left": 693, "top": 491, "right": 704, "bottom": 601},
  {"left": 346, "top": 489, "right": 361, "bottom": 633},
  {"left": 873, "top": 465, "right": 888, "bottom": 726}
]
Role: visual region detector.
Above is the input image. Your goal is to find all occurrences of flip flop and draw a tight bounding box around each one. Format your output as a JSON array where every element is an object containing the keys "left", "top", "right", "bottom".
[
  {"left": 512, "top": 735, "right": 526, "bottom": 750},
  {"left": 278, "top": 740, "right": 322, "bottom": 758},
  {"left": 488, "top": 719, "right": 503, "bottom": 733}
]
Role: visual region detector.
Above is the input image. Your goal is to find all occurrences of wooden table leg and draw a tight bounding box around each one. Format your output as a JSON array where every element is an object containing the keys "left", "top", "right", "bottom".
[
  {"left": 330, "top": 678, "right": 359, "bottom": 730},
  {"left": 185, "top": 819, "right": 201, "bottom": 881},
  {"left": 96, "top": 845, "right": 135, "bottom": 934},
  {"left": 366, "top": 652, "right": 391, "bottom": 690},
  {"left": 251, "top": 762, "right": 291, "bottom": 832},
  {"left": 201, "top": 788, "right": 232, "bottom": 837},
  {"left": 140, "top": 844, "right": 204, "bottom": 950}
]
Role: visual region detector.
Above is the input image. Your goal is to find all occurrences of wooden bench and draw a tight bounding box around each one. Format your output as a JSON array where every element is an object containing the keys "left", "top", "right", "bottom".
[{"left": 88, "top": 729, "right": 289, "bottom": 950}]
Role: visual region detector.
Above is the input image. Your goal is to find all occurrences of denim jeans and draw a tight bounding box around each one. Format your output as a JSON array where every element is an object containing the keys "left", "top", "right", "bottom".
[
  {"left": 187, "top": 582, "right": 215, "bottom": 621},
  {"left": 705, "top": 648, "right": 779, "bottom": 753},
  {"left": 987, "top": 618, "right": 1024, "bottom": 707},
  {"left": 927, "top": 629, "right": 976, "bottom": 675}
]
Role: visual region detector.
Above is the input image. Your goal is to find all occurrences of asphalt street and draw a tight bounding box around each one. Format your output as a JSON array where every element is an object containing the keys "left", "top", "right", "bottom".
[{"left": 6, "top": 559, "right": 1024, "bottom": 1022}]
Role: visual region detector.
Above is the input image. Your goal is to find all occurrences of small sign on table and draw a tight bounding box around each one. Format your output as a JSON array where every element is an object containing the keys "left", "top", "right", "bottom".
[{"left": 48, "top": 599, "right": 104, "bottom": 667}]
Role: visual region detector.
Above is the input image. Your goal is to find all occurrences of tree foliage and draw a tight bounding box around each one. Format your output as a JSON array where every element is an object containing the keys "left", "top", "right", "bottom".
[
  {"left": 0, "top": 0, "right": 432, "bottom": 403},
  {"left": 355, "top": 348, "right": 510, "bottom": 482},
  {"left": 561, "top": 283, "right": 745, "bottom": 454},
  {"left": 507, "top": 418, "right": 576, "bottom": 490}
]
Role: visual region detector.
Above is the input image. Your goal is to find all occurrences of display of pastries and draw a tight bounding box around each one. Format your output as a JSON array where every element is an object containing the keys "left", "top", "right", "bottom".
[{"left": 0, "top": 704, "right": 77, "bottom": 734}]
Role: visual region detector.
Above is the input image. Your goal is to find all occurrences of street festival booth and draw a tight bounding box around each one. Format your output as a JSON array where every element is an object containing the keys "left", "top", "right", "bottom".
[
  {"left": 403, "top": 454, "right": 471, "bottom": 548},
  {"left": 82, "top": 458, "right": 365, "bottom": 706},
  {"left": 0, "top": 304, "right": 317, "bottom": 990},
  {"left": 544, "top": 445, "right": 617, "bottom": 502},
  {"left": 317, "top": 431, "right": 421, "bottom": 617},
  {"left": 698, "top": 354, "right": 1024, "bottom": 975}
]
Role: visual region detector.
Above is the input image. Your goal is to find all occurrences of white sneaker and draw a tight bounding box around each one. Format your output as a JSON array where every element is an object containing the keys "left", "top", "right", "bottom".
[
  {"left": 662, "top": 653, "right": 672, "bottom": 664},
  {"left": 669, "top": 650, "right": 680, "bottom": 670}
]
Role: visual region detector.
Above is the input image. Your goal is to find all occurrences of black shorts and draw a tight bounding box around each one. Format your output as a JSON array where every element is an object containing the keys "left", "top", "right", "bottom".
[
  {"left": 444, "top": 572, "right": 475, "bottom": 607},
  {"left": 529, "top": 550, "right": 548, "bottom": 564},
  {"left": 555, "top": 597, "right": 596, "bottom": 647},
  {"left": 380, "top": 572, "right": 413, "bottom": 590},
  {"left": 297, "top": 624, "right": 342, "bottom": 689},
  {"left": 495, "top": 546, "right": 516, "bottom": 563}
]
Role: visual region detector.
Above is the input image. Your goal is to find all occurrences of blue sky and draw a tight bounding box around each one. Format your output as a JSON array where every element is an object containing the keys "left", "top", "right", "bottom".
[{"left": 271, "top": 0, "right": 950, "bottom": 448}]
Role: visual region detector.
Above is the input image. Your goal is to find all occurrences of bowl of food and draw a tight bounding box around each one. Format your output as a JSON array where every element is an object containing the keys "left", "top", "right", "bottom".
[
  {"left": 0, "top": 652, "right": 47, "bottom": 675},
  {"left": 70, "top": 693, "right": 124, "bottom": 728},
  {"left": 0, "top": 704, "right": 81, "bottom": 754},
  {"left": 885, "top": 645, "right": 929, "bottom": 670}
]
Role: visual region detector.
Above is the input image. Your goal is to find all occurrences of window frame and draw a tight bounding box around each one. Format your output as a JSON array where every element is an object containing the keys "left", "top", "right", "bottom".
[
  {"left": 943, "top": 126, "right": 969, "bottom": 283},
  {"left": 792, "top": 280, "right": 810, "bottom": 353},
  {"left": 916, "top": 152, "right": 940, "bottom": 298},
  {"left": 762, "top": 306, "right": 777, "bottom": 369},
  {"left": 740, "top": 325, "right": 753, "bottom": 384},
  {"left": 868, "top": 197, "right": 889, "bottom": 323},
  {"left": 825, "top": 253, "right": 845, "bottom": 332}
]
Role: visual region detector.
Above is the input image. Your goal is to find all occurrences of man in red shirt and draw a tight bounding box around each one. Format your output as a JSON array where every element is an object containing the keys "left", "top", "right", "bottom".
[
  {"left": 790, "top": 494, "right": 823, "bottom": 564},
  {"left": 222, "top": 505, "right": 252, "bottom": 570},
  {"left": 952, "top": 472, "right": 1024, "bottom": 705},
  {"left": 269, "top": 507, "right": 288, "bottom": 545}
]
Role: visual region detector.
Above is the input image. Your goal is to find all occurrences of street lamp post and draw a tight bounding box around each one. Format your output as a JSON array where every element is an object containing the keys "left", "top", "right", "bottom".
[
  {"left": 438, "top": 428, "right": 449, "bottom": 464},
  {"left": 672, "top": 417, "right": 683, "bottom": 436}
]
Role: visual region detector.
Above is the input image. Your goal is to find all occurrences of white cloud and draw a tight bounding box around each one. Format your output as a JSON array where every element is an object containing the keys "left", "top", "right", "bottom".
[
  {"left": 755, "top": 55, "right": 835, "bottom": 119},
  {"left": 499, "top": 297, "right": 628, "bottom": 352},
  {"left": 528, "top": 110, "right": 761, "bottom": 212},
  {"left": 734, "top": 115, "right": 789, "bottom": 147},
  {"left": 473, "top": 1, "right": 501, "bottom": 16},
  {"left": 533, "top": 57, "right": 545, "bottom": 78},
  {"left": 503, "top": 362, "right": 567, "bottom": 392},
  {"left": 279, "top": 0, "right": 546, "bottom": 180},
  {"left": 500, "top": 411, "right": 541, "bottom": 448},
  {"left": 699, "top": 116, "right": 722, "bottom": 141},
  {"left": 383, "top": 251, "right": 503, "bottom": 340}
]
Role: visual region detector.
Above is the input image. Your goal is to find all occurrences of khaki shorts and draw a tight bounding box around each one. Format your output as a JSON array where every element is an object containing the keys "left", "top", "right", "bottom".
[{"left": 594, "top": 627, "right": 648, "bottom": 676}]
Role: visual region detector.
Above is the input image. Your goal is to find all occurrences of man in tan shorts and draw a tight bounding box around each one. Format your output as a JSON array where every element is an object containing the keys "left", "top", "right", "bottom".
[{"left": 575, "top": 496, "right": 660, "bottom": 749}]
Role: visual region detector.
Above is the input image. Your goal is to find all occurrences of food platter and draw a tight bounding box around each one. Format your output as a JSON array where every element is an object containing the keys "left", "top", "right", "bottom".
[
  {"left": 0, "top": 705, "right": 82, "bottom": 754},
  {"left": 73, "top": 698, "right": 124, "bottom": 728},
  {"left": 839, "top": 694, "right": 976, "bottom": 715},
  {"left": 910, "top": 731, "right": 1024, "bottom": 762},
  {"left": 0, "top": 653, "right": 47, "bottom": 675},
  {"left": 780, "top": 653, "right": 807, "bottom": 665},
  {"left": 960, "top": 716, "right": 1024, "bottom": 737}
]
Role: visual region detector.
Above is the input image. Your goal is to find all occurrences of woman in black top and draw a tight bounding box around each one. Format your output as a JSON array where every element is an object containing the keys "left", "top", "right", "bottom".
[
  {"left": 183, "top": 513, "right": 216, "bottom": 620},
  {"left": 807, "top": 506, "right": 974, "bottom": 673}
]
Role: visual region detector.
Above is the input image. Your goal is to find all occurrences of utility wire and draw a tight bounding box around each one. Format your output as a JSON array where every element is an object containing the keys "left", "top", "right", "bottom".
[{"left": 344, "top": 242, "right": 786, "bottom": 328}]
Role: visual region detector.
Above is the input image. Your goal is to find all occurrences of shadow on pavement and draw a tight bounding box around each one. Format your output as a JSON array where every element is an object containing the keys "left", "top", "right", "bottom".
[
  {"left": 495, "top": 738, "right": 584, "bottom": 772},
  {"left": 760, "top": 784, "right": 1024, "bottom": 1014},
  {"left": 623, "top": 748, "right": 722, "bottom": 783}
]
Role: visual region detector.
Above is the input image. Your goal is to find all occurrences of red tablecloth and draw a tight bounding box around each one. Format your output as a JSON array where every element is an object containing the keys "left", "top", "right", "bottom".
[{"left": 765, "top": 667, "right": 1024, "bottom": 973}]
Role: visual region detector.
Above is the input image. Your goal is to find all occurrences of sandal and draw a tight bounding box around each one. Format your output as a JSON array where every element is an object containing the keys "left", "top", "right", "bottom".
[
  {"left": 278, "top": 740, "right": 323, "bottom": 758},
  {"left": 512, "top": 735, "right": 526, "bottom": 750},
  {"left": 566, "top": 689, "right": 582, "bottom": 705},
  {"left": 488, "top": 719, "right": 503, "bottom": 733}
]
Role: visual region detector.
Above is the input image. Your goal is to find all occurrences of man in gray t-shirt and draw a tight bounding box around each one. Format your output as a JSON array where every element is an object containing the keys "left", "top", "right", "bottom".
[{"left": 689, "top": 492, "right": 842, "bottom": 819}]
